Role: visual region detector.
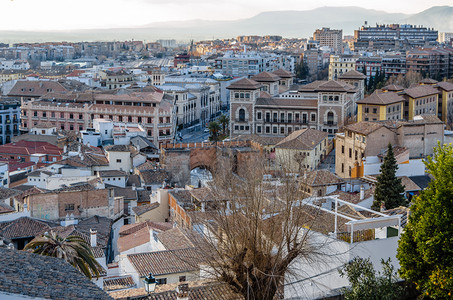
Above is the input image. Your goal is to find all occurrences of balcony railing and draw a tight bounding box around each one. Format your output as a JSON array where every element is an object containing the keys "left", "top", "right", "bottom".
[{"left": 324, "top": 122, "right": 337, "bottom": 126}]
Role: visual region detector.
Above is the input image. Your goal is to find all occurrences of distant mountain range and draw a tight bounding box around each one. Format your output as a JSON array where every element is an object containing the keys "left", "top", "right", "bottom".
[{"left": 1, "top": 6, "right": 453, "bottom": 43}]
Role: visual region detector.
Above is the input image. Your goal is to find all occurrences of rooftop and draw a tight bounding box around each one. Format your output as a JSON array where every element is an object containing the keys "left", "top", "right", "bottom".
[
  {"left": 127, "top": 247, "right": 203, "bottom": 277},
  {"left": 0, "top": 248, "right": 111, "bottom": 299},
  {"left": 275, "top": 128, "right": 328, "bottom": 150}
]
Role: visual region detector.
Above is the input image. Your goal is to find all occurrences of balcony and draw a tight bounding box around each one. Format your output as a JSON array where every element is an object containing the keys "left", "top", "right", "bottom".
[
  {"left": 234, "top": 119, "right": 249, "bottom": 123},
  {"left": 158, "top": 135, "right": 171, "bottom": 140},
  {"left": 323, "top": 122, "right": 337, "bottom": 126},
  {"left": 158, "top": 123, "right": 172, "bottom": 128}
]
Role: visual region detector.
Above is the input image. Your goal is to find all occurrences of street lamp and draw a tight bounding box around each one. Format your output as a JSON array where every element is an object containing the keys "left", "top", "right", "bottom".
[{"left": 143, "top": 273, "right": 157, "bottom": 295}]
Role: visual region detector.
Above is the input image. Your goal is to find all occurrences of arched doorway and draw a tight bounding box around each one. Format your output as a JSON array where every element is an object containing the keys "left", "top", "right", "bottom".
[{"left": 190, "top": 167, "right": 213, "bottom": 187}]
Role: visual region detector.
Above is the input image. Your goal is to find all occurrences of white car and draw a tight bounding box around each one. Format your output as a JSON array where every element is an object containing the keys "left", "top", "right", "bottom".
[{"left": 203, "top": 128, "right": 210, "bottom": 133}]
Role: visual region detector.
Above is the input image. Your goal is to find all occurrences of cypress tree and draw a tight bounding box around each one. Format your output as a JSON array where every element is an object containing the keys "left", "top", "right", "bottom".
[{"left": 371, "top": 144, "right": 407, "bottom": 211}]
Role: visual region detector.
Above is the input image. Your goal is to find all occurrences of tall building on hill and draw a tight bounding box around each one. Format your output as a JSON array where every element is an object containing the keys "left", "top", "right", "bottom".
[{"left": 313, "top": 28, "right": 343, "bottom": 54}]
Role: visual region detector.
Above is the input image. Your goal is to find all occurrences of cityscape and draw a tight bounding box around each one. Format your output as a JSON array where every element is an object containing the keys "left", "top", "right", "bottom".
[{"left": 0, "top": 1, "right": 452, "bottom": 299}]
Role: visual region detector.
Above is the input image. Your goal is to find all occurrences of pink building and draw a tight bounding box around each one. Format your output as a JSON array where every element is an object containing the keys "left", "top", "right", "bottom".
[{"left": 20, "top": 88, "right": 175, "bottom": 147}]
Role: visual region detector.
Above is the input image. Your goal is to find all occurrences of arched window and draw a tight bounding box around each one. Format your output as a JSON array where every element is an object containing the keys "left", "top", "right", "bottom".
[
  {"left": 327, "top": 112, "right": 334, "bottom": 125},
  {"left": 238, "top": 109, "right": 246, "bottom": 122}
]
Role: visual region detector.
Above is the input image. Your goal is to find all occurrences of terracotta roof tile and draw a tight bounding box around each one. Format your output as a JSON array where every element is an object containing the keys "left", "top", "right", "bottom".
[
  {"left": 275, "top": 128, "right": 328, "bottom": 150},
  {"left": 382, "top": 84, "right": 404, "bottom": 92},
  {"left": 251, "top": 71, "right": 281, "bottom": 82},
  {"left": 272, "top": 69, "right": 294, "bottom": 78},
  {"left": 357, "top": 90, "right": 405, "bottom": 105},
  {"left": 343, "top": 122, "right": 387, "bottom": 136},
  {"left": 132, "top": 202, "right": 160, "bottom": 216},
  {"left": 403, "top": 85, "right": 439, "bottom": 98},
  {"left": 0, "top": 248, "right": 112, "bottom": 299},
  {"left": 157, "top": 227, "right": 194, "bottom": 250},
  {"left": 103, "top": 276, "right": 136, "bottom": 291},
  {"left": 226, "top": 78, "right": 261, "bottom": 90},
  {"left": 128, "top": 248, "right": 203, "bottom": 277},
  {"left": 338, "top": 69, "right": 367, "bottom": 79}
]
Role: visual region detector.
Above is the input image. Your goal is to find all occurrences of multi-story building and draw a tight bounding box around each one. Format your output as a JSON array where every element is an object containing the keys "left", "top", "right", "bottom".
[
  {"left": 163, "top": 76, "right": 222, "bottom": 126},
  {"left": 356, "top": 90, "right": 405, "bottom": 122},
  {"left": 382, "top": 54, "right": 407, "bottom": 78},
  {"left": 101, "top": 69, "right": 135, "bottom": 90},
  {"left": 406, "top": 48, "right": 453, "bottom": 79},
  {"left": 0, "top": 98, "right": 20, "bottom": 144},
  {"left": 335, "top": 115, "right": 444, "bottom": 179},
  {"left": 353, "top": 24, "right": 438, "bottom": 51},
  {"left": 313, "top": 28, "right": 343, "bottom": 54},
  {"left": 401, "top": 84, "right": 439, "bottom": 121},
  {"left": 439, "top": 32, "right": 453, "bottom": 44},
  {"left": 214, "top": 52, "right": 294, "bottom": 77},
  {"left": 357, "top": 80, "right": 453, "bottom": 125},
  {"left": 228, "top": 70, "right": 365, "bottom": 137},
  {"left": 328, "top": 54, "right": 359, "bottom": 80},
  {"left": 20, "top": 88, "right": 175, "bottom": 146},
  {"left": 356, "top": 57, "right": 382, "bottom": 80}
]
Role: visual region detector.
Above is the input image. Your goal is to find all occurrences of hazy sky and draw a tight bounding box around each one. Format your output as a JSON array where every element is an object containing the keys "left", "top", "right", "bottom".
[{"left": 1, "top": 0, "right": 451, "bottom": 31}]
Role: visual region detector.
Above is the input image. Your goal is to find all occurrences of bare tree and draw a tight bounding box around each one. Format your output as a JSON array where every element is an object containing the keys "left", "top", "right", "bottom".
[{"left": 189, "top": 153, "right": 335, "bottom": 300}]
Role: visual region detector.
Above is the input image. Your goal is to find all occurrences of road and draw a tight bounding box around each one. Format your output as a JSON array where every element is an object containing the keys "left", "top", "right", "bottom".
[{"left": 179, "top": 130, "right": 211, "bottom": 143}]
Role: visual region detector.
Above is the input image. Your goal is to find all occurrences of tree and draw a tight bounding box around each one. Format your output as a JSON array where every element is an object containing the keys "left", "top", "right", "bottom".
[
  {"left": 339, "top": 257, "right": 403, "bottom": 300},
  {"left": 208, "top": 121, "right": 221, "bottom": 142},
  {"left": 295, "top": 61, "right": 309, "bottom": 80},
  {"left": 189, "top": 154, "right": 332, "bottom": 300},
  {"left": 372, "top": 144, "right": 406, "bottom": 211},
  {"left": 24, "top": 230, "right": 103, "bottom": 280},
  {"left": 218, "top": 114, "right": 229, "bottom": 135},
  {"left": 397, "top": 143, "right": 453, "bottom": 298}
]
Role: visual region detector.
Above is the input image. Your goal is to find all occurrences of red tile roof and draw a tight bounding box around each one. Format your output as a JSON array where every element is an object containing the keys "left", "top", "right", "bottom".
[
  {"left": 0, "top": 140, "right": 62, "bottom": 157},
  {"left": 128, "top": 248, "right": 203, "bottom": 277}
]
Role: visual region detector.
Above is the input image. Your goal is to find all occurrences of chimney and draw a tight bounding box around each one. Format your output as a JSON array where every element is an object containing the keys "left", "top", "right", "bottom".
[
  {"left": 176, "top": 283, "right": 189, "bottom": 300},
  {"left": 359, "top": 185, "right": 365, "bottom": 201},
  {"left": 90, "top": 229, "right": 97, "bottom": 247}
]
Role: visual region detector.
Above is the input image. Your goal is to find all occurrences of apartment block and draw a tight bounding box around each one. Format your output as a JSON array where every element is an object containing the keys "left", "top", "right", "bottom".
[
  {"left": 313, "top": 28, "right": 343, "bottom": 54},
  {"left": 20, "top": 88, "right": 175, "bottom": 146}
]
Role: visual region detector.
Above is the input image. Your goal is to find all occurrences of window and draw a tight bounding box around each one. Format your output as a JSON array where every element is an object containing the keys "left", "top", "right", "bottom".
[
  {"left": 70, "top": 113, "right": 74, "bottom": 119},
  {"left": 364, "top": 107, "right": 369, "bottom": 113},
  {"left": 179, "top": 276, "right": 186, "bottom": 282},
  {"left": 265, "top": 126, "right": 270, "bottom": 133},
  {"left": 349, "top": 148, "right": 352, "bottom": 158},
  {"left": 257, "top": 126, "right": 262, "bottom": 133},
  {"left": 116, "top": 159, "right": 122, "bottom": 163},
  {"left": 65, "top": 204, "right": 75, "bottom": 211},
  {"left": 372, "top": 108, "right": 377, "bottom": 114},
  {"left": 280, "top": 127, "right": 285, "bottom": 134},
  {"left": 273, "top": 127, "right": 277, "bottom": 134},
  {"left": 257, "top": 112, "right": 262, "bottom": 120},
  {"left": 341, "top": 145, "right": 344, "bottom": 154},
  {"left": 156, "top": 278, "right": 167, "bottom": 285},
  {"left": 311, "top": 114, "right": 316, "bottom": 122},
  {"left": 238, "top": 109, "right": 246, "bottom": 122}
]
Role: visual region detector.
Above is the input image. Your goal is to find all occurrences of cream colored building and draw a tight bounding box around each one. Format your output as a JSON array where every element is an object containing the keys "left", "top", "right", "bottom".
[
  {"left": 274, "top": 128, "right": 330, "bottom": 172},
  {"left": 328, "top": 54, "right": 359, "bottom": 80}
]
